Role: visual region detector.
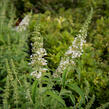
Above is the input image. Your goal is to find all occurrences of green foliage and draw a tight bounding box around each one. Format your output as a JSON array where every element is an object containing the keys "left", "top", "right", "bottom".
[
  {"left": 0, "top": 0, "right": 30, "bottom": 107},
  {"left": 0, "top": 0, "right": 109, "bottom": 109}
]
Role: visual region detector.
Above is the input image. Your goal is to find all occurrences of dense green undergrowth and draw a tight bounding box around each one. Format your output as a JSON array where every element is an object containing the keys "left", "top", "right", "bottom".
[{"left": 0, "top": 0, "right": 109, "bottom": 109}]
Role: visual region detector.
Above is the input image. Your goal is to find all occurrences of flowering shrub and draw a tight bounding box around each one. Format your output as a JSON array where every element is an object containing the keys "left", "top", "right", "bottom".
[
  {"left": 0, "top": 0, "right": 109, "bottom": 108},
  {"left": 28, "top": 8, "right": 109, "bottom": 108}
]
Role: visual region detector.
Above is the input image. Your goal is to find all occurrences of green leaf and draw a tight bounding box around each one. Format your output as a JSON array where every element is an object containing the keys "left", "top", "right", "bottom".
[
  {"left": 85, "top": 95, "right": 95, "bottom": 109},
  {"left": 46, "top": 90, "right": 66, "bottom": 106},
  {"left": 67, "top": 83, "right": 85, "bottom": 103},
  {"left": 60, "top": 89, "right": 75, "bottom": 105},
  {"left": 70, "top": 95, "right": 75, "bottom": 105},
  {"left": 60, "top": 89, "right": 72, "bottom": 95},
  {"left": 62, "top": 69, "right": 67, "bottom": 88},
  {"left": 32, "top": 80, "right": 38, "bottom": 104}
]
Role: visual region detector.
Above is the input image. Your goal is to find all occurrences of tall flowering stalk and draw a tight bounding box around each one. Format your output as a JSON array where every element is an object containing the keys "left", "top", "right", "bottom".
[
  {"left": 16, "top": 15, "right": 31, "bottom": 32},
  {"left": 29, "top": 24, "right": 48, "bottom": 78},
  {"left": 54, "top": 9, "right": 93, "bottom": 77}
]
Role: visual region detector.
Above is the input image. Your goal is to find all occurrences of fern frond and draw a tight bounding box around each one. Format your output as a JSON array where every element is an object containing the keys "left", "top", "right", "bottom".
[
  {"left": 5, "top": 59, "right": 14, "bottom": 83},
  {"left": 23, "top": 75, "right": 33, "bottom": 104},
  {"left": 3, "top": 59, "right": 12, "bottom": 109},
  {"left": 13, "top": 79, "right": 19, "bottom": 108},
  {"left": 10, "top": 59, "right": 21, "bottom": 86},
  {"left": 3, "top": 75, "right": 10, "bottom": 109},
  {"left": 10, "top": 59, "right": 19, "bottom": 107}
]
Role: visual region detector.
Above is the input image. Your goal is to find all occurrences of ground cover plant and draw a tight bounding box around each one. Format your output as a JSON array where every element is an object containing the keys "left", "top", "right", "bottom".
[{"left": 0, "top": 0, "right": 109, "bottom": 109}]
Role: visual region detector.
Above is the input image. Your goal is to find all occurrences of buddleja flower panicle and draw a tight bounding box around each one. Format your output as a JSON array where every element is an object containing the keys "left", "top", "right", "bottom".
[
  {"left": 55, "top": 8, "right": 93, "bottom": 76},
  {"left": 16, "top": 15, "right": 31, "bottom": 32},
  {"left": 29, "top": 24, "right": 48, "bottom": 79}
]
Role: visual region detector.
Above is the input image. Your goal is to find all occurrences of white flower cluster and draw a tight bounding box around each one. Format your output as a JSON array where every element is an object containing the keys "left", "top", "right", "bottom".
[
  {"left": 55, "top": 33, "right": 86, "bottom": 75},
  {"left": 29, "top": 25, "right": 48, "bottom": 79},
  {"left": 16, "top": 15, "right": 31, "bottom": 32},
  {"left": 55, "top": 9, "right": 93, "bottom": 77}
]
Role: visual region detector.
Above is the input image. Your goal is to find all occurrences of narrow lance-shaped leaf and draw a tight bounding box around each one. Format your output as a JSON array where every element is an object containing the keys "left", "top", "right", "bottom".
[
  {"left": 67, "top": 83, "right": 85, "bottom": 103},
  {"left": 46, "top": 90, "right": 66, "bottom": 107},
  {"left": 85, "top": 95, "right": 95, "bottom": 109},
  {"left": 32, "top": 80, "right": 38, "bottom": 104}
]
